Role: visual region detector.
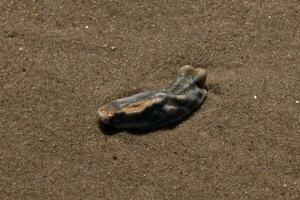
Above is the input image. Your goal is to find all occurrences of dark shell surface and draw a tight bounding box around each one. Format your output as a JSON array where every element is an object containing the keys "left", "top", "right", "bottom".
[{"left": 97, "top": 65, "right": 207, "bottom": 130}]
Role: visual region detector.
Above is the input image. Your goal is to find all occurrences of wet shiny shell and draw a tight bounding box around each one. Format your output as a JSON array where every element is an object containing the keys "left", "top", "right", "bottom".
[{"left": 97, "top": 65, "right": 207, "bottom": 129}]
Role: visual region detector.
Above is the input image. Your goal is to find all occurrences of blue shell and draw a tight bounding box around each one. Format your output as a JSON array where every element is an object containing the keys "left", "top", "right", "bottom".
[{"left": 98, "top": 65, "right": 207, "bottom": 129}]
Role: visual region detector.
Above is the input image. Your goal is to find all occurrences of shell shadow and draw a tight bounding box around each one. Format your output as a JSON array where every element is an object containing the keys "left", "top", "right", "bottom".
[{"left": 98, "top": 99, "right": 206, "bottom": 135}]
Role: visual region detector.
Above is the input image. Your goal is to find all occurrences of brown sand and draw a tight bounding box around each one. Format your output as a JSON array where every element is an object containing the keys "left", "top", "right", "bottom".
[{"left": 0, "top": 1, "right": 299, "bottom": 199}]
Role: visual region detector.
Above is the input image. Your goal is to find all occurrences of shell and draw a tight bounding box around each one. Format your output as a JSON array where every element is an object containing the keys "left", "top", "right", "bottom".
[{"left": 97, "top": 65, "right": 207, "bottom": 130}]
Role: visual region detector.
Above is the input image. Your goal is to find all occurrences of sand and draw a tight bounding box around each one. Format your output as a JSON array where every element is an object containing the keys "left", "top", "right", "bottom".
[{"left": 0, "top": 1, "right": 299, "bottom": 199}]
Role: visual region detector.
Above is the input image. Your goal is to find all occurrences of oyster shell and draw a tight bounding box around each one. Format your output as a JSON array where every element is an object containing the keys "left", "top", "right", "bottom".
[{"left": 97, "top": 65, "right": 207, "bottom": 130}]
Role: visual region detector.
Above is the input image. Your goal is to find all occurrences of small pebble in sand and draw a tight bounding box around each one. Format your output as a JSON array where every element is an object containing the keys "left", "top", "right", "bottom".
[
  {"left": 111, "top": 46, "right": 117, "bottom": 50},
  {"left": 85, "top": 25, "right": 89, "bottom": 29},
  {"left": 19, "top": 47, "right": 24, "bottom": 51},
  {"left": 254, "top": 95, "right": 257, "bottom": 100},
  {"left": 296, "top": 100, "right": 299, "bottom": 104}
]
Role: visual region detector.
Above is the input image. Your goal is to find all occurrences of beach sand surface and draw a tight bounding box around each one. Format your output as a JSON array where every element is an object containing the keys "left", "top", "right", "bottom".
[{"left": 0, "top": 1, "right": 299, "bottom": 199}]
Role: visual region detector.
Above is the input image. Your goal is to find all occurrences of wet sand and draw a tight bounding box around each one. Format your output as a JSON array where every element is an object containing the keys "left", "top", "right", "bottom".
[{"left": 0, "top": 1, "right": 299, "bottom": 199}]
